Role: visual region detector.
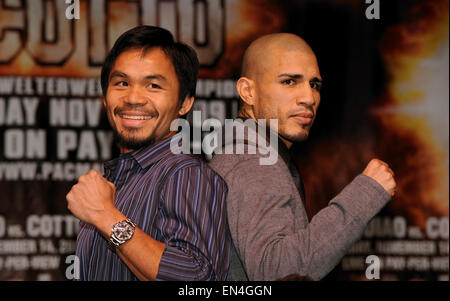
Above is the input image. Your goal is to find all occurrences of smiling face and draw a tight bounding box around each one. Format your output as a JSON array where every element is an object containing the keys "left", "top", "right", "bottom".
[
  {"left": 253, "top": 48, "right": 322, "bottom": 148},
  {"left": 104, "top": 47, "right": 193, "bottom": 153}
]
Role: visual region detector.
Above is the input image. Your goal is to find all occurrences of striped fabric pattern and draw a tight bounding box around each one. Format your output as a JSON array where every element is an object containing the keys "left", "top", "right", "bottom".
[{"left": 75, "top": 133, "right": 231, "bottom": 280}]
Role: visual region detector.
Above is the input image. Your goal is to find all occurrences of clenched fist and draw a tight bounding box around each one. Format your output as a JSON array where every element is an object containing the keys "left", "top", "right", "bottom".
[
  {"left": 66, "top": 170, "right": 118, "bottom": 227},
  {"left": 362, "top": 159, "right": 397, "bottom": 197}
]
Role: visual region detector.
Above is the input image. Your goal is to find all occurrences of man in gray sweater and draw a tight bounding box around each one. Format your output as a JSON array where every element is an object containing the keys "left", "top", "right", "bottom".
[{"left": 208, "top": 33, "right": 397, "bottom": 281}]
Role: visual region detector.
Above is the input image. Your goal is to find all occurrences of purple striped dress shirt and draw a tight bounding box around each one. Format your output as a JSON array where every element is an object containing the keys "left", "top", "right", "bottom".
[{"left": 75, "top": 133, "right": 231, "bottom": 280}]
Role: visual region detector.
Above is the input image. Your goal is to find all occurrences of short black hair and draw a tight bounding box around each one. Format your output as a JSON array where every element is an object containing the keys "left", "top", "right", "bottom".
[{"left": 100, "top": 26, "right": 199, "bottom": 103}]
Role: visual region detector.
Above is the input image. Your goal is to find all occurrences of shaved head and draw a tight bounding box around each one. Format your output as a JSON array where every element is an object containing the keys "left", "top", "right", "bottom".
[
  {"left": 237, "top": 33, "right": 322, "bottom": 148},
  {"left": 241, "top": 33, "right": 316, "bottom": 79}
]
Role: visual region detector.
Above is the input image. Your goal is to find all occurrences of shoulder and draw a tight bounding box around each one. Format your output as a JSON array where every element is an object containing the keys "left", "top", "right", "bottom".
[
  {"left": 209, "top": 151, "right": 287, "bottom": 178},
  {"left": 160, "top": 152, "right": 203, "bottom": 170},
  {"left": 159, "top": 152, "right": 227, "bottom": 186},
  {"left": 209, "top": 152, "right": 292, "bottom": 196}
]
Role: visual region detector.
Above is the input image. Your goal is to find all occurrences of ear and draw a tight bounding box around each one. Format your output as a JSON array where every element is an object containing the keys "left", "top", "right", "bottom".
[
  {"left": 101, "top": 96, "right": 107, "bottom": 107},
  {"left": 236, "top": 77, "right": 256, "bottom": 106},
  {"left": 178, "top": 96, "right": 195, "bottom": 116}
]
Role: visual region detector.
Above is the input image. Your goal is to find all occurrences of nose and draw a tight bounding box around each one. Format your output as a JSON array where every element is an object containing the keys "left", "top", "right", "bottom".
[
  {"left": 296, "top": 84, "right": 317, "bottom": 108},
  {"left": 125, "top": 86, "right": 148, "bottom": 105}
]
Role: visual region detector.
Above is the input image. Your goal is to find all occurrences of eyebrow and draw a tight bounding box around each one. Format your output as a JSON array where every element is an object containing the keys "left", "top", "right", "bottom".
[
  {"left": 278, "top": 73, "right": 323, "bottom": 83},
  {"left": 109, "top": 71, "right": 168, "bottom": 83}
]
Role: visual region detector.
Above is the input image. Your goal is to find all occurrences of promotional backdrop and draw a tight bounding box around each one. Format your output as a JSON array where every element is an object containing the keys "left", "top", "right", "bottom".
[{"left": 0, "top": 0, "right": 448, "bottom": 281}]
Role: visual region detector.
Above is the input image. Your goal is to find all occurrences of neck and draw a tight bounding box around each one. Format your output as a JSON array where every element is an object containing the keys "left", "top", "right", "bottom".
[
  {"left": 279, "top": 136, "right": 293, "bottom": 149},
  {"left": 120, "top": 147, "right": 133, "bottom": 154},
  {"left": 237, "top": 108, "right": 255, "bottom": 121}
]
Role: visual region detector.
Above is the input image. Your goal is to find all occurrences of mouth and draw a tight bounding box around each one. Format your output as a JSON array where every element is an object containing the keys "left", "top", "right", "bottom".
[
  {"left": 291, "top": 112, "right": 314, "bottom": 125},
  {"left": 120, "top": 114, "right": 154, "bottom": 120},
  {"left": 117, "top": 111, "right": 156, "bottom": 127}
]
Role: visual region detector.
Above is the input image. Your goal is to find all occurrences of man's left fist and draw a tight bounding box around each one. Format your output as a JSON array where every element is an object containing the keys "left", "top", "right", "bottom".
[{"left": 66, "top": 170, "right": 117, "bottom": 226}]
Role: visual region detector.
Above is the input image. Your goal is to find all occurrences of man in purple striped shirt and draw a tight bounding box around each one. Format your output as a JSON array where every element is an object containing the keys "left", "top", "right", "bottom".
[{"left": 66, "top": 26, "right": 231, "bottom": 280}]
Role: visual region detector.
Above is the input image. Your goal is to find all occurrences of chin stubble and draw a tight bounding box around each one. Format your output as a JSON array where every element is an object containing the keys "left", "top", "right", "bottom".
[{"left": 114, "top": 128, "right": 155, "bottom": 151}]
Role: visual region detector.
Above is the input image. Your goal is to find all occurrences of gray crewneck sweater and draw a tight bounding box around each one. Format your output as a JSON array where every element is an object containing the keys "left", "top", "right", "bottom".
[{"left": 208, "top": 119, "right": 391, "bottom": 280}]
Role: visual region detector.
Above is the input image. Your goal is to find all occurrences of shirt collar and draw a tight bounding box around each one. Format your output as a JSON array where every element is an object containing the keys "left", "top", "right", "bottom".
[{"left": 130, "top": 132, "right": 180, "bottom": 169}]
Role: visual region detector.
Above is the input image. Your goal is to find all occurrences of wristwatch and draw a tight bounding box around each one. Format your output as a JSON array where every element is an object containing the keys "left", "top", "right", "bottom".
[{"left": 108, "top": 218, "right": 136, "bottom": 251}]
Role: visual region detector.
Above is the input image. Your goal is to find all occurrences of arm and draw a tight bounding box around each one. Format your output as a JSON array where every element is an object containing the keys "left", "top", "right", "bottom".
[
  {"left": 224, "top": 157, "right": 392, "bottom": 281},
  {"left": 100, "top": 214, "right": 165, "bottom": 281},
  {"left": 153, "top": 164, "right": 231, "bottom": 280},
  {"left": 67, "top": 166, "right": 230, "bottom": 281}
]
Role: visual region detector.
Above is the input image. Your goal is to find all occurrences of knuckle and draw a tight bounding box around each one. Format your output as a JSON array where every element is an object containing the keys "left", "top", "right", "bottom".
[
  {"left": 89, "top": 169, "right": 99, "bottom": 176},
  {"left": 84, "top": 170, "right": 96, "bottom": 179},
  {"left": 71, "top": 184, "right": 79, "bottom": 193}
]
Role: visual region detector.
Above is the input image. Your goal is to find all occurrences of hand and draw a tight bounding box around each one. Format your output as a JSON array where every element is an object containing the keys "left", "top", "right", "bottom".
[
  {"left": 66, "top": 170, "right": 118, "bottom": 227},
  {"left": 362, "top": 159, "right": 397, "bottom": 197}
]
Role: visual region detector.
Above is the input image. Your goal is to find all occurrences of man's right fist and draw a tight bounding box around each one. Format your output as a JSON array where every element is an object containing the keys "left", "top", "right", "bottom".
[{"left": 362, "top": 159, "right": 397, "bottom": 197}]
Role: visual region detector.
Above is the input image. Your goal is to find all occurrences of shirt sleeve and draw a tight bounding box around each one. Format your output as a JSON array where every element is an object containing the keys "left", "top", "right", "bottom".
[
  {"left": 221, "top": 155, "right": 391, "bottom": 281},
  {"left": 155, "top": 162, "right": 231, "bottom": 281}
]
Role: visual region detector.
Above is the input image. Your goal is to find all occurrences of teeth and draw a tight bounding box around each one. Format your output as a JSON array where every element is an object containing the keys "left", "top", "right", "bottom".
[{"left": 121, "top": 115, "right": 153, "bottom": 120}]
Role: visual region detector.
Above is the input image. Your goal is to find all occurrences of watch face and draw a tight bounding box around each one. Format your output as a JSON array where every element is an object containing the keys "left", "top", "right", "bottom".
[{"left": 113, "top": 221, "right": 134, "bottom": 241}]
